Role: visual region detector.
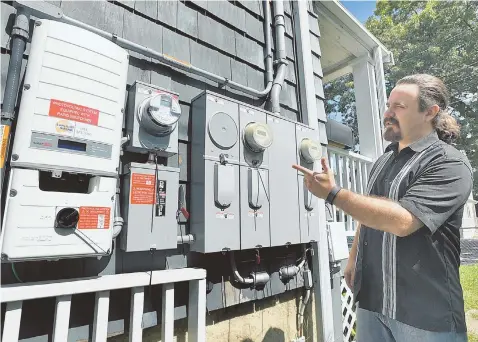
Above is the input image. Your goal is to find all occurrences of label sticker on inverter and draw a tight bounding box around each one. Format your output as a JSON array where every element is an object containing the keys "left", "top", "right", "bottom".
[
  {"left": 78, "top": 207, "right": 111, "bottom": 229},
  {"left": 0, "top": 124, "right": 10, "bottom": 168},
  {"left": 130, "top": 173, "right": 156, "bottom": 205},
  {"left": 155, "top": 180, "right": 167, "bottom": 217},
  {"left": 49, "top": 99, "right": 100, "bottom": 126}
]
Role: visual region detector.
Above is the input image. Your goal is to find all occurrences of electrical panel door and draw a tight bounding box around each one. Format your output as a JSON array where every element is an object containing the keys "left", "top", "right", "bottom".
[
  {"left": 120, "top": 163, "right": 180, "bottom": 252},
  {"left": 10, "top": 20, "right": 128, "bottom": 177},
  {"left": 267, "top": 115, "right": 301, "bottom": 247},
  {"left": 190, "top": 92, "right": 241, "bottom": 253}
]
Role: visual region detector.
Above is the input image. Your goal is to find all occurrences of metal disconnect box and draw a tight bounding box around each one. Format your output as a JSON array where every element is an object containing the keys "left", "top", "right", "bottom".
[
  {"left": 1, "top": 168, "right": 116, "bottom": 261},
  {"left": 10, "top": 20, "right": 128, "bottom": 177},
  {"left": 120, "top": 162, "right": 180, "bottom": 252},
  {"left": 125, "top": 81, "right": 180, "bottom": 157}
]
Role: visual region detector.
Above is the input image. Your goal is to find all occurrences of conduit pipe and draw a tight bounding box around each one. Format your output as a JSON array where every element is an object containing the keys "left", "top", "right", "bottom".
[
  {"left": 0, "top": 7, "right": 30, "bottom": 194},
  {"left": 270, "top": 0, "right": 288, "bottom": 114},
  {"left": 229, "top": 251, "right": 254, "bottom": 285},
  {"left": 56, "top": 1, "right": 277, "bottom": 99},
  {"left": 177, "top": 235, "right": 195, "bottom": 244}
]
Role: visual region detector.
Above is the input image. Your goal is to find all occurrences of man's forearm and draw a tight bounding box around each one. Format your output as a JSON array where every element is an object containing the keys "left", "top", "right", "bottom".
[{"left": 333, "top": 188, "right": 422, "bottom": 237}]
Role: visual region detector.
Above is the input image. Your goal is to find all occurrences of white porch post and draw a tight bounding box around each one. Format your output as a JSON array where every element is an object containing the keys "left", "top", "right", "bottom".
[
  {"left": 352, "top": 57, "right": 384, "bottom": 160},
  {"left": 373, "top": 46, "right": 390, "bottom": 152}
]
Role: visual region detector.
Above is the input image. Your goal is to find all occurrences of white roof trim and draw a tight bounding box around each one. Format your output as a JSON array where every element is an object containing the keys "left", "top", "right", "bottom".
[{"left": 315, "top": 0, "right": 394, "bottom": 64}]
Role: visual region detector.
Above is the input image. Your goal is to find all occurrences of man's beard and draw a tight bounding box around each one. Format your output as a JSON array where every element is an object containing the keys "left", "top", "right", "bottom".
[{"left": 383, "top": 118, "right": 402, "bottom": 142}]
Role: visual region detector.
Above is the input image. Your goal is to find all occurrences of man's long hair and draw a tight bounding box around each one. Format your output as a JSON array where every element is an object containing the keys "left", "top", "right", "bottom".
[{"left": 396, "top": 74, "right": 460, "bottom": 144}]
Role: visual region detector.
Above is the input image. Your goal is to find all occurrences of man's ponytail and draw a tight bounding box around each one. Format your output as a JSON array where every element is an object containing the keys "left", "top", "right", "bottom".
[{"left": 433, "top": 109, "right": 461, "bottom": 144}]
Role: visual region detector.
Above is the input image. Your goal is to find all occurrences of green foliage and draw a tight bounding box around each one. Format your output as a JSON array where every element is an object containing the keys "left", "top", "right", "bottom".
[{"left": 325, "top": 0, "right": 478, "bottom": 196}]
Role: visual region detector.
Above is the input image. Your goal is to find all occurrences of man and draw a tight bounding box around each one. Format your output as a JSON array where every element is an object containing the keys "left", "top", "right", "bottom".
[{"left": 294, "top": 74, "right": 472, "bottom": 341}]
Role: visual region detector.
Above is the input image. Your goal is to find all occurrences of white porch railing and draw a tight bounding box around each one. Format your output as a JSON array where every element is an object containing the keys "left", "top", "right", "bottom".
[
  {"left": 1, "top": 268, "right": 207, "bottom": 342},
  {"left": 327, "top": 146, "right": 374, "bottom": 233},
  {"left": 327, "top": 146, "right": 374, "bottom": 342}
]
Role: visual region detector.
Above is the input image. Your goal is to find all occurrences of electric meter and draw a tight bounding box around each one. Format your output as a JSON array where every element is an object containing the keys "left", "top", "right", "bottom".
[
  {"left": 299, "top": 138, "right": 322, "bottom": 163},
  {"left": 243, "top": 122, "right": 273, "bottom": 152},
  {"left": 126, "top": 82, "right": 181, "bottom": 157},
  {"left": 137, "top": 92, "right": 181, "bottom": 136}
]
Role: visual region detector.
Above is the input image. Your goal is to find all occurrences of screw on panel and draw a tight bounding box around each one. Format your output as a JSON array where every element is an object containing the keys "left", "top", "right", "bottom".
[
  {"left": 12, "top": 154, "right": 18, "bottom": 161},
  {"left": 121, "top": 108, "right": 124, "bottom": 113},
  {"left": 10, "top": 189, "right": 17, "bottom": 197},
  {"left": 23, "top": 84, "right": 30, "bottom": 90}
]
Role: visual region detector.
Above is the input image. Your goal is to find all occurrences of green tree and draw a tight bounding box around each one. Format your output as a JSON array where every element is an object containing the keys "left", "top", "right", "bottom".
[{"left": 325, "top": 0, "right": 478, "bottom": 197}]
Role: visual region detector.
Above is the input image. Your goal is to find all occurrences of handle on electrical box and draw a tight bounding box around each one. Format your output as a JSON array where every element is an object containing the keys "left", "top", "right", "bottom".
[
  {"left": 248, "top": 168, "right": 264, "bottom": 209},
  {"left": 304, "top": 183, "right": 314, "bottom": 211},
  {"left": 214, "top": 163, "right": 235, "bottom": 208}
]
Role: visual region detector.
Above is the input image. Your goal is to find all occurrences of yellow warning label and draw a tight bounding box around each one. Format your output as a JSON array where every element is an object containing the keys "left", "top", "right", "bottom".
[{"left": 0, "top": 125, "right": 10, "bottom": 168}]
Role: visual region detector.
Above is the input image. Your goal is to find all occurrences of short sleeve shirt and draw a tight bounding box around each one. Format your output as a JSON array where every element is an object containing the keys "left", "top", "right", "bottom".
[{"left": 353, "top": 131, "right": 473, "bottom": 333}]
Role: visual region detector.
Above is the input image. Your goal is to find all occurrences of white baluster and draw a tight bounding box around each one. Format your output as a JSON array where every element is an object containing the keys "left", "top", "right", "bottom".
[
  {"left": 92, "top": 291, "right": 110, "bottom": 342},
  {"left": 161, "top": 283, "right": 175, "bottom": 342},
  {"left": 2, "top": 301, "right": 23, "bottom": 342},
  {"left": 53, "top": 295, "right": 71, "bottom": 342},
  {"left": 129, "top": 287, "right": 144, "bottom": 342}
]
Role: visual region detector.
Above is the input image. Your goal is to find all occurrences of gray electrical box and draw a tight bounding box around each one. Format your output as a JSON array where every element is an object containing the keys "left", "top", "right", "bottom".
[
  {"left": 120, "top": 162, "right": 180, "bottom": 252},
  {"left": 190, "top": 92, "right": 241, "bottom": 253},
  {"left": 125, "top": 81, "right": 180, "bottom": 157},
  {"left": 190, "top": 90, "right": 322, "bottom": 253}
]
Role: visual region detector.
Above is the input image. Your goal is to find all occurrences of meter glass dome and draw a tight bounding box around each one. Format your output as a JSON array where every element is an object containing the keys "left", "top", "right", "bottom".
[
  {"left": 244, "top": 122, "right": 273, "bottom": 152},
  {"left": 148, "top": 94, "right": 180, "bottom": 126},
  {"left": 300, "top": 138, "right": 321, "bottom": 163}
]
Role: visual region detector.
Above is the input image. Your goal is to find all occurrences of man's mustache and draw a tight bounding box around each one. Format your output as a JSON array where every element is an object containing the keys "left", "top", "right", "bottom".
[{"left": 384, "top": 118, "right": 399, "bottom": 126}]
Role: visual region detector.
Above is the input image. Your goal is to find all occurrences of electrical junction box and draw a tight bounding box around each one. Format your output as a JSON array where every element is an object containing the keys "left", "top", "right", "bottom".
[
  {"left": 120, "top": 162, "right": 180, "bottom": 252},
  {"left": 125, "top": 81, "right": 180, "bottom": 157},
  {"left": 10, "top": 20, "right": 129, "bottom": 177},
  {"left": 0, "top": 168, "right": 116, "bottom": 261},
  {"left": 327, "top": 222, "right": 350, "bottom": 262},
  {"left": 189, "top": 91, "right": 323, "bottom": 253}
]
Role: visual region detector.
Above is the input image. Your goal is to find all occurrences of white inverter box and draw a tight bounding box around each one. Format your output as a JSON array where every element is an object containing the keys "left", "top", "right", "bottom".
[
  {"left": 1, "top": 168, "right": 116, "bottom": 261},
  {"left": 10, "top": 19, "right": 129, "bottom": 177}
]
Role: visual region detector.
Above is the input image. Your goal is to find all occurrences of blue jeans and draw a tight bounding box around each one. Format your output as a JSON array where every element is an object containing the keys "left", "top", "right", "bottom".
[{"left": 356, "top": 308, "right": 468, "bottom": 342}]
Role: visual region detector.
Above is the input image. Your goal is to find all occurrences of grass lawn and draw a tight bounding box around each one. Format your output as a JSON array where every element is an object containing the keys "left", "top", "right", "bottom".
[{"left": 460, "top": 264, "right": 478, "bottom": 342}]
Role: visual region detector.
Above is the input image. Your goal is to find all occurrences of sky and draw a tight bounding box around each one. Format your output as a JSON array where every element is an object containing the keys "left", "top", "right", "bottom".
[{"left": 340, "top": 1, "right": 377, "bottom": 24}]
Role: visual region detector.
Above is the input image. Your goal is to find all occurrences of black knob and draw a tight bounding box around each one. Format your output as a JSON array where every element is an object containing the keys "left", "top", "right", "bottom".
[{"left": 55, "top": 208, "right": 79, "bottom": 229}]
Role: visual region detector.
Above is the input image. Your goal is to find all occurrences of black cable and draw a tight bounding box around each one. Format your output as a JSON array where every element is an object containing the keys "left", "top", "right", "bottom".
[{"left": 257, "top": 169, "right": 270, "bottom": 203}]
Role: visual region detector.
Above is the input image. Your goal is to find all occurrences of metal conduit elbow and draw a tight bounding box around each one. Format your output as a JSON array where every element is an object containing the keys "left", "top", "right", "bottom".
[{"left": 229, "top": 251, "right": 254, "bottom": 285}]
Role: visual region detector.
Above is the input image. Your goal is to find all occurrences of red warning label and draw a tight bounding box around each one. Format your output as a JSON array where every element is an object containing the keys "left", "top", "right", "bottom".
[
  {"left": 49, "top": 99, "right": 99, "bottom": 126},
  {"left": 78, "top": 207, "right": 111, "bottom": 229},
  {"left": 130, "top": 173, "right": 156, "bottom": 205}
]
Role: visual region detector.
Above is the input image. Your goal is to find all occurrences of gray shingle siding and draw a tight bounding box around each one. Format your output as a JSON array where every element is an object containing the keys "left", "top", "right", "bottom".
[
  {"left": 177, "top": 1, "right": 199, "bottom": 38},
  {"left": 157, "top": 0, "right": 177, "bottom": 28},
  {"left": 198, "top": 14, "right": 236, "bottom": 55},
  {"left": 134, "top": 0, "right": 158, "bottom": 21}
]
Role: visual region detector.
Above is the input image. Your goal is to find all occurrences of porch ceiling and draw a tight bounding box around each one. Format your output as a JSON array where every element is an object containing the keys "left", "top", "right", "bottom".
[{"left": 314, "top": 0, "right": 394, "bottom": 83}]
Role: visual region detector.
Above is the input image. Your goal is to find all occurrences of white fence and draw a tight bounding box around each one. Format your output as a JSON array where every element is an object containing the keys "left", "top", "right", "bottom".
[
  {"left": 1, "top": 268, "right": 207, "bottom": 342},
  {"left": 327, "top": 146, "right": 374, "bottom": 233},
  {"left": 327, "top": 147, "right": 374, "bottom": 342}
]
